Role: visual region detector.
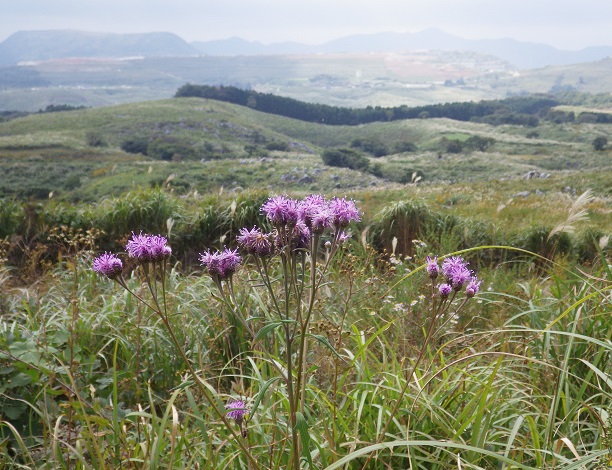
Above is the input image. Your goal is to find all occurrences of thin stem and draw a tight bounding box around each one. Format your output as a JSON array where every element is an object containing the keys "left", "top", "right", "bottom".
[
  {"left": 116, "top": 263, "right": 262, "bottom": 470},
  {"left": 359, "top": 291, "right": 445, "bottom": 470}
]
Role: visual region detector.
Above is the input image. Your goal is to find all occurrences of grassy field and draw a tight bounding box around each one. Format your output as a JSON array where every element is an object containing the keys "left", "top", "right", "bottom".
[{"left": 0, "top": 95, "right": 611, "bottom": 468}]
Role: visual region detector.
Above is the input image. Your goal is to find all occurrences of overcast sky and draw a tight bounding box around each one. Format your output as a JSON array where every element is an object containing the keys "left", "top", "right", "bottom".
[{"left": 1, "top": 0, "right": 611, "bottom": 50}]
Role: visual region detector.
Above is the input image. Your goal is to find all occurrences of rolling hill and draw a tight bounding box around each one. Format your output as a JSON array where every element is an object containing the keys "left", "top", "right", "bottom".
[{"left": 0, "top": 96, "right": 610, "bottom": 203}]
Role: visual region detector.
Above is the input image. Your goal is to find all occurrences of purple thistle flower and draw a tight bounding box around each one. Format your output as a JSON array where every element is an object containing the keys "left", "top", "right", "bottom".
[
  {"left": 426, "top": 255, "right": 439, "bottom": 279},
  {"left": 226, "top": 399, "right": 248, "bottom": 424},
  {"left": 441, "top": 256, "right": 472, "bottom": 291},
  {"left": 148, "top": 235, "right": 172, "bottom": 259},
  {"left": 299, "top": 195, "right": 333, "bottom": 233},
  {"left": 275, "top": 222, "right": 311, "bottom": 251},
  {"left": 125, "top": 232, "right": 151, "bottom": 259},
  {"left": 125, "top": 232, "right": 171, "bottom": 261},
  {"left": 337, "top": 231, "right": 351, "bottom": 244},
  {"left": 293, "top": 222, "right": 311, "bottom": 249},
  {"left": 237, "top": 226, "right": 273, "bottom": 256},
  {"left": 92, "top": 252, "right": 123, "bottom": 279},
  {"left": 199, "top": 248, "right": 242, "bottom": 280},
  {"left": 465, "top": 276, "right": 482, "bottom": 298},
  {"left": 329, "top": 197, "right": 361, "bottom": 229},
  {"left": 261, "top": 195, "right": 300, "bottom": 227},
  {"left": 438, "top": 283, "right": 453, "bottom": 299}
]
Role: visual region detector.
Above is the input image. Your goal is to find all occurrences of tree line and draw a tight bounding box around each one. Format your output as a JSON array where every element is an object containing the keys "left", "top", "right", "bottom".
[{"left": 174, "top": 84, "right": 612, "bottom": 126}]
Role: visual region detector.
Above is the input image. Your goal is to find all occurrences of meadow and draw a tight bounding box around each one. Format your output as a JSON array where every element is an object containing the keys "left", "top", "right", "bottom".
[{"left": 0, "top": 95, "right": 611, "bottom": 468}]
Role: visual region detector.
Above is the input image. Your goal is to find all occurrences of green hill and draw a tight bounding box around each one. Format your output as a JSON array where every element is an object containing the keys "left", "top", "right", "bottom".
[{"left": 0, "top": 97, "right": 610, "bottom": 201}]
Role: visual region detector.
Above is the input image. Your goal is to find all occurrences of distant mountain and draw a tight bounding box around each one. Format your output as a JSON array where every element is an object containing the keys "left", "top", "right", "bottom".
[
  {"left": 1, "top": 28, "right": 611, "bottom": 70},
  {"left": 191, "top": 28, "right": 612, "bottom": 69},
  {"left": 0, "top": 30, "right": 198, "bottom": 67}
]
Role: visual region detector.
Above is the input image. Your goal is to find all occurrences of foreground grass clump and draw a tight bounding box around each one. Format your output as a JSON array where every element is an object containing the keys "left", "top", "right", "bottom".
[{"left": 1, "top": 193, "right": 611, "bottom": 469}]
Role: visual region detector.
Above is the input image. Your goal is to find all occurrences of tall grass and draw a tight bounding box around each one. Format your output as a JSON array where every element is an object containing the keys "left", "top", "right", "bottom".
[{"left": 1, "top": 200, "right": 611, "bottom": 468}]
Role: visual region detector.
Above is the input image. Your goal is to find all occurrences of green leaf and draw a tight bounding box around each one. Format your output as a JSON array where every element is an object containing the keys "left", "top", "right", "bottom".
[
  {"left": 254, "top": 321, "right": 283, "bottom": 341},
  {"left": 254, "top": 319, "right": 296, "bottom": 342},
  {"left": 2, "top": 402, "right": 27, "bottom": 420},
  {"left": 307, "top": 333, "right": 343, "bottom": 360},
  {"left": 250, "top": 376, "right": 282, "bottom": 421},
  {"left": 295, "top": 411, "right": 314, "bottom": 468},
  {"left": 5, "top": 372, "right": 33, "bottom": 389}
]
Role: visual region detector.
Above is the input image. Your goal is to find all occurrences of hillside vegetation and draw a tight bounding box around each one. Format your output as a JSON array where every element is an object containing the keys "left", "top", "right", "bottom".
[
  {"left": 0, "top": 90, "right": 611, "bottom": 468},
  {"left": 0, "top": 94, "right": 609, "bottom": 263}
]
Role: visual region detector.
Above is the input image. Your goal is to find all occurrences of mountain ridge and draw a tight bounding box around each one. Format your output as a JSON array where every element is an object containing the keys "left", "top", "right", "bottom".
[
  {"left": 0, "top": 30, "right": 199, "bottom": 66},
  {"left": 1, "top": 28, "right": 611, "bottom": 69},
  {"left": 190, "top": 28, "right": 612, "bottom": 69}
]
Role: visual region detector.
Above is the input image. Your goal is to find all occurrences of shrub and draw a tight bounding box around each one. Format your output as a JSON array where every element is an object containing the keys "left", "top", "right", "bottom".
[
  {"left": 321, "top": 148, "right": 370, "bottom": 171},
  {"left": 265, "top": 141, "right": 288, "bottom": 151},
  {"left": 147, "top": 137, "right": 195, "bottom": 161},
  {"left": 593, "top": 136, "right": 608, "bottom": 151},
  {"left": 121, "top": 137, "right": 150, "bottom": 155},
  {"left": 85, "top": 131, "right": 106, "bottom": 147},
  {"left": 393, "top": 141, "right": 417, "bottom": 153},
  {"left": 440, "top": 138, "right": 463, "bottom": 154},
  {"left": 464, "top": 135, "right": 494, "bottom": 151},
  {"left": 350, "top": 137, "right": 389, "bottom": 157}
]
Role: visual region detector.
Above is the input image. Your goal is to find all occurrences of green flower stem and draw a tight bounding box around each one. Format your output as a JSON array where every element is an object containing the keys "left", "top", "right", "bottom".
[{"left": 117, "top": 265, "right": 262, "bottom": 470}]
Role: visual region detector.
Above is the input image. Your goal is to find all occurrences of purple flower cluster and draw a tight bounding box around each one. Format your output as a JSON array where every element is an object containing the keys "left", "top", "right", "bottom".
[
  {"left": 279, "top": 221, "right": 311, "bottom": 251},
  {"left": 427, "top": 255, "right": 482, "bottom": 298},
  {"left": 262, "top": 194, "right": 360, "bottom": 233},
  {"left": 250, "top": 194, "right": 361, "bottom": 254},
  {"left": 199, "top": 248, "right": 242, "bottom": 281},
  {"left": 126, "top": 232, "right": 172, "bottom": 261},
  {"left": 441, "top": 256, "right": 472, "bottom": 291},
  {"left": 261, "top": 195, "right": 300, "bottom": 227},
  {"left": 93, "top": 232, "right": 174, "bottom": 279},
  {"left": 328, "top": 197, "right": 362, "bottom": 229},
  {"left": 92, "top": 252, "right": 123, "bottom": 279},
  {"left": 226, "top": 399, "right": 248, "bottom": 424},
  {"left": 237, "top": 226, "right": 273, "bottom": 256},
  {"left": 299, "top": 194, "right": 333, "bottom": 234}
]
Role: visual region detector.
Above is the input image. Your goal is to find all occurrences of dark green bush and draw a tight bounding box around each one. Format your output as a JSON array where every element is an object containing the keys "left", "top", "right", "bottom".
[
  {"left": 393, "top": 141, "right": 417, "bottom": 153},
  {"left": 350, "top": 138, "right": 389, "bottom": 157},
  {"left": 147, "top": 137, "right": 195, "bottom": 161},
  {"left": 321, "top": 148, "right": 369, "bottom": 171},
  {"left": 121, "top": 137, "right": 150, "bottom": 155},
  {"left": 592, "top": 136, "right": 608, "bottom": 151}
]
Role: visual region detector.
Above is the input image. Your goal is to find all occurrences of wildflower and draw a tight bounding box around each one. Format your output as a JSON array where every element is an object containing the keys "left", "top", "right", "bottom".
[
  {"left": 465, "top": 276, "right": 482, "bottom": 298},
  {"left": 92, "top": 252, "right": 123, "bottom": 278},
  {"left": 275, "top": 222, "right": 311, "bottom": 251},
  {"left": 329, "top": 197, "right": 361, "bottom": 229},
  {"left": 426, "top": 255, "right": 439, "bottom": 279},
  {"left": 261, "top": 195, "right": 300, "bottom": 227},
  {"left": 125, "top": 232, "right": 150, "bottom": 259},
  {"left": 237, "top": 226, "right": 273, "bottom": 256},
  {"left": 299, "top": 195, "right": 332, "bottom": 233},
  {"left": 199, "top": 248, "right": 242, "bottom": 280},
  {"left": 148, "top": 235, "right": 172, "bottom": 260},
  {"left": 126, "top": 232, "right": 171, "bottom": 261},
  {"left": 337, "top": 231, "right": 351, "bottom": 244},
  {"left": 438, "top": 283, "right": 452, "bottom": 299},
  {"left": 441, "top": 256, "right": 471, "bottom": 290},
  {"left": 226, "top": 399, "right": 248, "bottom": 425}
]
